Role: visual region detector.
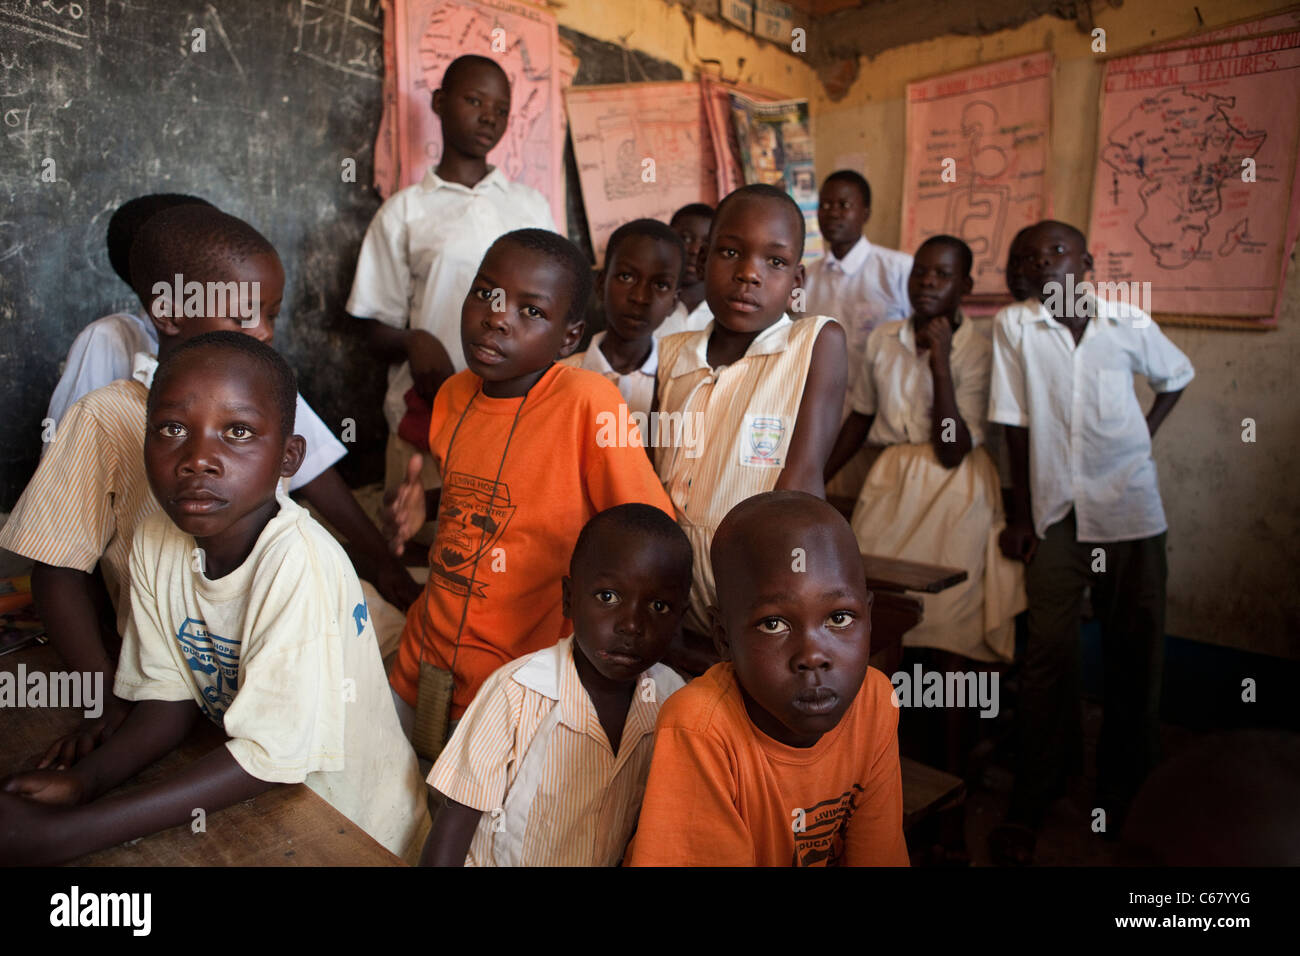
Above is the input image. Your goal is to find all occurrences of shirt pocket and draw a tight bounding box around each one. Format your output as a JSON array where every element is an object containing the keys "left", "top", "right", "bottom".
[{"left": 1097, "top": 369, "right": 1132, "bottom": 423}]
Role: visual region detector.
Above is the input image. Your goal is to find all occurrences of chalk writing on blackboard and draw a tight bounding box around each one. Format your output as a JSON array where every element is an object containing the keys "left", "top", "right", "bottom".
[
  {"left": 292, "top": 0, "right": 382, "bottom": 81},
  {"left": 0, "top": 1, "right": 90, "bottom": 51}
]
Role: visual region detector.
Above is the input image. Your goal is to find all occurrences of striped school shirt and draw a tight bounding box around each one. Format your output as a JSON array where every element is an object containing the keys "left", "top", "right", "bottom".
[
  {"left": 426, "top": 635, "right": 684, "bottom": 866},
  {"left": 0, "top": 370, "right": 156, "bottom": 625},
  {"left": 655, "top": 314, "right": 837, "bottom": 630}
]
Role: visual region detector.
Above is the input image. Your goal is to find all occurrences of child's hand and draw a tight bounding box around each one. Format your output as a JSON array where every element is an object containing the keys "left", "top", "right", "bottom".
[
  {"left": 37, "top": 696, "right": 132, "bottom": 770},
  {"left": 383, "top": 455, "right": 427, "bottom": 557},
  {"left": 0, "top": 792, "right": 71, "bottom": 865},
  {"left": 2, "top": 768, "right": 87, "bottom": 806},
  {"left": 915, "top": 319, "right": 956, "bottom": 369},
  {"left": 998, "top": 520, "right": 1038, "bottom": 564}
]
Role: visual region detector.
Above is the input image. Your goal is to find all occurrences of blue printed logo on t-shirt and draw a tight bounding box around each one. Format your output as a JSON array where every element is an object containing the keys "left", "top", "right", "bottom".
[
  {"left": 175, "top": 617, "right": 241, "bottom": 722},
  {"left": 352, "top": 600, "right": 368, "bottom": 636}
]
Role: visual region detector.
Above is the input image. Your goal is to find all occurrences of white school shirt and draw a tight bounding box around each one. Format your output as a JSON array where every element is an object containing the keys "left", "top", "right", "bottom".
[
  {"left": 802, "top": 236, "right": 912, "bottom": 391},
  {"left": 114, "top": 491, "right": 429, "bottom": 862},
  {"left": 654, "top": 299, "right": 713, "bottom": 340},
  {"left": 345, "top": 165, "right": 556, "bottom": 432},
  {"left": 558, "top": 331, "right": 658, "bottom": 417},
  {"left": 987, "top": 297, "right": 1195, "bottom": 543},
  {"left": 131, "top": 354, "right": 345, "bottom": 492},
  {"left": 851, "top": 311, "right": 990, "bottom": 447},
  {"left": 47, "top": 311, "right": 159, "bottom": 427}
]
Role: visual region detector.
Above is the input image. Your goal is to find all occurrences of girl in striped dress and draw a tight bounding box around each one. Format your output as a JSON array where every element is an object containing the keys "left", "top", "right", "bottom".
[{"left": 654, "top": 185, "right": 847, "bottom": 670}]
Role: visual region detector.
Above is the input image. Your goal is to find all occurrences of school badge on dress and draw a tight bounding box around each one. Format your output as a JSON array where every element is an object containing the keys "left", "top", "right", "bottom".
[{"left": 740, "top": 414, "right": 788, "bottom": 467}]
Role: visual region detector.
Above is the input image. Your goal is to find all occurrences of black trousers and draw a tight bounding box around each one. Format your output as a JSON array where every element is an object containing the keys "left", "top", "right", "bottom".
[{"left": 1009, "top": 510, "right": 1166, "bottom": 827}]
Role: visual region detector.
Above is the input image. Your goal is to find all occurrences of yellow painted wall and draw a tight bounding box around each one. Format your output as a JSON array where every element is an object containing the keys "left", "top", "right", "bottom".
[{"left": 553, "top": 0, "right": 815, "bottom": 95}]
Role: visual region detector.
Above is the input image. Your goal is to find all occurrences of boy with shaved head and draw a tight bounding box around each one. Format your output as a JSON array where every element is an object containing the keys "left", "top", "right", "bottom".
[{"left": 625, "top": 491, "right": 908, "bottom": 867}]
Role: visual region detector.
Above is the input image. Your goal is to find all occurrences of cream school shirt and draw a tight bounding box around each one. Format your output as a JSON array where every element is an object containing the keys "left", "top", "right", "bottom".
[
  {"left": 427, "top": 635, "right": 684, "bottom": 866},
  {"left": 803, "top": 236, "right": 912, "bottom": 391},
  {"left": 987, "top": 297, "right": 1195, "bottom": 543},
  {"left": 115, "top": 491, "right": 430, "bottom": 862},
  {"left": 851, "top": 311, "right": 990, "bottom": 447},
  {"left": 656, "top": 314, "right": 837, "bottom": 627},
  {"left": 559, "top": 331, "right": 659, "bottom": 417},
  {"left": 346, "top": 165, "right": 555, "bottom": 433}
]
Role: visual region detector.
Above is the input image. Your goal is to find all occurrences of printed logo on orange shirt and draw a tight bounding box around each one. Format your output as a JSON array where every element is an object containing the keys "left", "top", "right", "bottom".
[
  {"left": 429, "top": 472, "right": 517, "bottom": 599},
  {"left": 793, "top": 785, "right": 865, "bottom": 866}
]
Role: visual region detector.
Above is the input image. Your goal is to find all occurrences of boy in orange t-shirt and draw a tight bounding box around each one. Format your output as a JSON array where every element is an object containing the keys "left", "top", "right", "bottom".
[
  {"left": 625, "top": 490, "right": 908, "bottom": 866},
  {"left": 384, "top": 229, "right": 674, "bottom": 726}
]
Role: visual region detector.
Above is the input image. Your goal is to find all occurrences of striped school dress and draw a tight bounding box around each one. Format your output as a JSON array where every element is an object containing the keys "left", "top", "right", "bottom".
[{"left": 655, "top": 314, "right": 837, "bottom": 632}]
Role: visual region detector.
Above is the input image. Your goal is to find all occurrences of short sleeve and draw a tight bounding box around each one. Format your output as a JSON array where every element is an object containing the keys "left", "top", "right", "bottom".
[
  {"left": 114, "top": 517, "right": 195, "bottom": 703},
  {"left": 953, "top": 330, "right": 992, "bottom": 447},
  {"left": 289, "top": 393, "right": 347, "bottom": 489},
  {"left": 581, "top": 378, "right": 675, "bottom": 517},
  {"left": 0, "top": 398, "right": 120, "bottom": 572},
  {"left": 987, "top": 309, "right": 1030, "bottom": 427},
  {"left": 1138, "top": 320, "right": 1195, "bottom": 394},
  {"left": 524, "top": 189, "right": 557, "bottom": 232},
  {"left": 222, "top": 546, "right": 346, "bottom": 783},
  {"left": 624, "top": 727, "right": 754, "bottom": 866},
  {"left": 346, "top": 197, "right": 412, "bottom": 328},
  {"left": 426, "top": 667, "right": 520, "bottom": 812}
]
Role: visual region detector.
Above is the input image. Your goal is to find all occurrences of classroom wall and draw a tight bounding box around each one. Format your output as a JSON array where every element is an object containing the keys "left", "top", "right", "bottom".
[{"left": 809, "top": 0, "right": 1300, "bottom": 659}]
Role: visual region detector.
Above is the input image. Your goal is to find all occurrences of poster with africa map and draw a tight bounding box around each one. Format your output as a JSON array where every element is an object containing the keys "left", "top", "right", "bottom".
[{"left": 1088, "top": 29, "right": 1300, "bottom": 324}]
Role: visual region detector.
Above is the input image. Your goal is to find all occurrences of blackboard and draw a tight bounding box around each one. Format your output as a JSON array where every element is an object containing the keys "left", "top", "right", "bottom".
[
  {"left": 0, "top": 0, "right": 388, "bottom": 505},
  {"left": 0, "top": 2, "right": 686, "bottom": 507}
]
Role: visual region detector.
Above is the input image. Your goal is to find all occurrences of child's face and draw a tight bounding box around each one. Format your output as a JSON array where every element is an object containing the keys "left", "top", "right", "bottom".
[
  {"left": 671, "top": 213, "right": 711, "bottom": 286},
  {"left": 145, "top": 350, "right": 304, "bottom": 549},
  {"left": 602, "top": 235, "right": 681, "bottom": 342},
  {"left": 461, "top": 241, "right": 583, "bottom": 397},
  {"left": 1020, "top": 223, "right": 1092, "bottom": 305},
  {"left": 705, "top": 196, "right": 804, "bottom": 334},
  {"left": 908, "top": 244, "right": 970, "bottom": 322},
  {"left": 434, "top": 62, "right": 511, "bottom": 160},
  {"left": 817, "top": 179, "right": 868, "bottom": 250},
  {"left": 563, "top": 527, "right": 690, "bottom": 685},
  {"left": 711, "top": 513, "right": 873, "bottom": 748},
  {"left": 153, "top": 251, "right": 285, "bottom": 346}
]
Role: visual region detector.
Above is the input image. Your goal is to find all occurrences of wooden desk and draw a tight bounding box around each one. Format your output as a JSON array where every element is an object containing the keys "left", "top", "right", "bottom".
[{"left": 0, "top": 645, "right": 404, "bottom": 867}]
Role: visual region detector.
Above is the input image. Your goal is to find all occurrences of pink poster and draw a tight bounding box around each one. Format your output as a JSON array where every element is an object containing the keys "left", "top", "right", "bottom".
[
  {"left": 901, "top": 53, "right": 1053, "bottom": 301},
  {"left": 564, "top": 82, "right": 718, "bottom": 266},
  {"left": 375, "top": 0, "right": 568, "bottom": 228},
  {"left": 1088, "top": 31, "right": 1300, "bottom": 322}
]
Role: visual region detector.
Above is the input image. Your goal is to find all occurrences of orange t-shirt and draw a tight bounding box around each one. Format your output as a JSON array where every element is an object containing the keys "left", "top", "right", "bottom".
[
  {"left": 390, "top": 363, "right": 674, "bottom": 717},
  {"left": 624, "top": 663, "right": 909, "bottom": 866}
]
